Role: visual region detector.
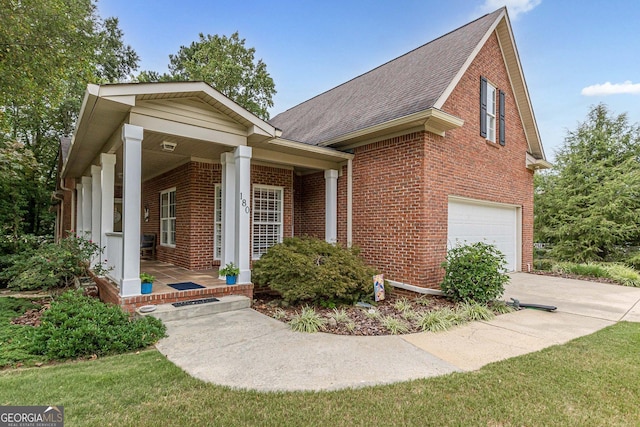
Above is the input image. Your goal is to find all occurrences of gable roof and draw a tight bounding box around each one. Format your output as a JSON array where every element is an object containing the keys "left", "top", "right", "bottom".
[{"left": 269, "top": 8, "right": 546, "bottom": 161}]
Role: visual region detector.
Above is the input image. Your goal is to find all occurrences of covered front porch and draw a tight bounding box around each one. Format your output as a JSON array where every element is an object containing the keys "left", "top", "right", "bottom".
[
  {"left": 60, "top": 82, "right": 353, "bottom": 306},
  {"left": 95, "top": 260, "right": 252, "bottom": 312}
]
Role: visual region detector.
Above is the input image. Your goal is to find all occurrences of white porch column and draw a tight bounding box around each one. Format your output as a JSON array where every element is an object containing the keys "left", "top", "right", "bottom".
[
  {"left": 100, "top": 154, "right": 116, "bottom": 260},
  {"left": 90, "top": 165, "right": 102, "bottom": 260},
  {"left": 75, "top": 183, "right": 83, "bottom": 236},
  {"left": 120, "top": 124, "right": 143, "bottom": 297},
  {"left": 234, "top": 146, "right": 252, "bottom": 284},
  {"left": 219, "top": 152, "right": 236, "bottom": 279},
  {"left": 324, "top": 169, "right": 339, "bottom": 243},
  {"left": 81, "top": 176, "right": 92, "bottom": 238}
]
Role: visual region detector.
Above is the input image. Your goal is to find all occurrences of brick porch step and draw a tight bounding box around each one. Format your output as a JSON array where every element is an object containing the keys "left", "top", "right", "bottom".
[{"left": 136, "top": 295, "right": 251, "bottom": 322}]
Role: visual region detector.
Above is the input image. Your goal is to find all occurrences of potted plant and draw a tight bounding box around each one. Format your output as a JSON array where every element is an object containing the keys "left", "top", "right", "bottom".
[
  {"left": 219, "top": 262, "right": 240, "bottom": 285},
  {"left": 140, "top": 272, "right": 155, "bottom": 294}
]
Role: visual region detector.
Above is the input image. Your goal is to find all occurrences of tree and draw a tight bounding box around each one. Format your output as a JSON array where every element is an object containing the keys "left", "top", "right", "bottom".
[
  {"left": 535, "top": 104, "right": 640, "bottom": 262},
  {"left": 1, "top": 1, "right": 139, "bottom": 236},
  {"left": 138, "top": 32, "right": 276, "bottom": 119}
]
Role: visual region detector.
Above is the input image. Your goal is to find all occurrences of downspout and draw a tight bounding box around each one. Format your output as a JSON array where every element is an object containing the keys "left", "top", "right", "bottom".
[{"left": 347, "top": 159, "right": 353, "bottom": 247}]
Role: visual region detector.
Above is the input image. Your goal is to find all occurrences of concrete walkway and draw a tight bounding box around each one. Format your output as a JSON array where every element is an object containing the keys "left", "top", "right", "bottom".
[{"left": 155, "top": 273, "right": 640, "bottom": 392}]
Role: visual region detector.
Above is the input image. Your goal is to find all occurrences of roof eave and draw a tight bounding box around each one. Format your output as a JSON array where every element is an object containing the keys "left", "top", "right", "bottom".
[{"left": 317, "top": 108, "right": 464, "bottom": 148}]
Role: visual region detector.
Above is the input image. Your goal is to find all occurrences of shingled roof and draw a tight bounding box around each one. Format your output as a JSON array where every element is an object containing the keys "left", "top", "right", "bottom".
[{"left": 269, "top": 8, "right": 504, "bottom": 147}]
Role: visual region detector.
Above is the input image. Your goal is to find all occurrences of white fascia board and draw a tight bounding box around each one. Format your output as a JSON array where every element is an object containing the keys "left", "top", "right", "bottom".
[{"left": 317, "top": 108, "right": 463, "bottom": 148}]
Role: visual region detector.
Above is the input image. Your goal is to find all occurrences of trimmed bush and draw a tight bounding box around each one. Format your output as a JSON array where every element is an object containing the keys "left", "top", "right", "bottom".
[
  {"left": 441, "top": 242, "right": 509, "bottom": 304},
  {"left": 31, "top": 290, "right": 166, "bottom": 360},
  {"left": 252, "top": 237, "right": 376, "bottom": 304}
]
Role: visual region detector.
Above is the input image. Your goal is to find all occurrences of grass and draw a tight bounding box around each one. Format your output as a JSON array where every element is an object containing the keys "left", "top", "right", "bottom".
[
  {"left": 0, "top": 297, "right": 45, "bottom": 367},
  {"left": 0, "top": 322, "right": 638, "bottom": 426}
]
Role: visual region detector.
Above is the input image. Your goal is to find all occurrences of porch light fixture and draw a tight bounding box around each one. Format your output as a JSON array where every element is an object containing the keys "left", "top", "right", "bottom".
[{"left": 161, "top": 141, "right": 177, "bottom": 152}]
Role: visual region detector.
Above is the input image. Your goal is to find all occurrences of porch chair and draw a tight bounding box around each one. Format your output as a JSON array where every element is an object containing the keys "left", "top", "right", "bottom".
[{"left": 140, "top": 233, "right": 156, "bottom": 260}]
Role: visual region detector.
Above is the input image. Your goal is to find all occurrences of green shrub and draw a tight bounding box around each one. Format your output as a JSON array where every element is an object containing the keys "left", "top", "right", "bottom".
[
  {"left": 5, "top": 234, "right": 101, "bottom": 291},
  {"left": 440, "top": 242, "right": 510, "bottom": 304},
  {"left": 289, "top": 306, "right": 325, "bottom": 333},
  {"left": 624, "top": 252, "right": 640, "bottom": 271},
  {"left": 0, "top": 234, "right": 48, "bottom": 287},
  {"left": 553, "top": 262, "right": 609, "bottom": 278},
  {"left": 31, "top": 290, "right": 166, "bottom": 360},
  {"left": 252, "top": 237, "right": 377, "bottom": 304},
  {"left": 0, "top": 297, "right": 44, "bottom": 367},
  {"left": 534, "top": 259, "right": 554, "bottom": 271},
  {"left": 602, "top": 264, "right": 640, "bottom": 287}
]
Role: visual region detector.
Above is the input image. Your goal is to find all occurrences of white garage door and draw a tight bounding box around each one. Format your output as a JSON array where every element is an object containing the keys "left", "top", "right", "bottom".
[{"left": 447, "top": 198, "right": 519, "bottom": 272}]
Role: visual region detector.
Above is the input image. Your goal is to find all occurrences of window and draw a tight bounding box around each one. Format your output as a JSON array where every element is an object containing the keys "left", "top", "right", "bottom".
[
  {"left": 160, "top": 188, "right": 176, "bottom": 247},
  {"left": 252, "top": 185, "right": 283, "bottom": 259},
  {"left": 481, "top": 77, "right": 506, "bottom": 145},
  {"left": 214, "top": 184, "right": 222, "bottom": 260}
]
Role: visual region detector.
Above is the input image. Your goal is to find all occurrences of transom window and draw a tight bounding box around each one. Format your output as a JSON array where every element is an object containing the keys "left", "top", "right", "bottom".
[
  {"left": 252, "top": 185, "right": 283, "bottom": 259},
  {"left": 214, "top": 184, "right": 222, "bottom": 260},
  {"left": 160, "top": 188, "right": 176, "bottom": 247}
]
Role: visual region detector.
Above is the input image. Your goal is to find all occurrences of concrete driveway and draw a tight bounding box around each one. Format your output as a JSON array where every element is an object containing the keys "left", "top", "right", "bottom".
[{"left": 155, "top": 273, "right": 640, "bottom": 392}]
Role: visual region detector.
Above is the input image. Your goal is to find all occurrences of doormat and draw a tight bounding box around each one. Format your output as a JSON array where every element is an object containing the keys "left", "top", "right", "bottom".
[
  {"left": 168, "top": 282, "right": 205, "bottom": 291},
  {"left": 172, "top": 297, "right": 219, "bottom": 307}
]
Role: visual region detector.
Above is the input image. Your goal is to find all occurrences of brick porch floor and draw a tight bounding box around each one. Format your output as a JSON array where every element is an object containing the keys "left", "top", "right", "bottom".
[{"left": 94, "top": 260, "right": 253, "bottom": 313}]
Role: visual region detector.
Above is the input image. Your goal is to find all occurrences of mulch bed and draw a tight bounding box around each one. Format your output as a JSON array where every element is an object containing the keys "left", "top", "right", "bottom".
[
  {"left": 252, "top": 293, "right": 457, "bottom": 336},
  {"left": 10, "top": 299, "right": 50, "bottom": 327}
]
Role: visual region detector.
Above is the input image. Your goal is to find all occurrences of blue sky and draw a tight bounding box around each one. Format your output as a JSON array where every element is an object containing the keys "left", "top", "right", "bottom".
[{"left": 98, "top": 0, "right": 640, "bottom": 161}]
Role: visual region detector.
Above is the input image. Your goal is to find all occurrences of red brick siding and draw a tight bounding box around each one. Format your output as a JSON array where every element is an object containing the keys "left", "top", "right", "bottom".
[
  {"left": 440, "top": 31, "right": 534, "bottom": 273},
  {"left": 142, "top": 162, "right": 221, "bottom": 270},
  {"left": 293, "top": 171, "right": 325, "bottom": 238},
  {"left": 142, "top": 161, "right": 294, "bottom": 270},
  {"left": 346, "top": 31, "right": 534, "bottom": 289},
  {"left": 352, "top": 132, "right": 428, "bottom": 287}
]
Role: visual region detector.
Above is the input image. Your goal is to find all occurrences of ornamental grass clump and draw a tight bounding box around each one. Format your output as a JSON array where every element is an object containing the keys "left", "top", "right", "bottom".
[
  {"left": 456, "top": 301, "right": 495, "bottom": 322},
  {"left": 252, "top": 237, "right": 376, "bottom": 304},
  {"left": 418, "top": 310, "right": 454, "bottom": 332},
  {"left": 380, "top": 316, "right": 409, "bottom": 335},
  {"left": 288, "top": 306, "right": 325, "bottom": 333},
  {"left": 441, "top": 241, "right": 510, "bottom": 304}
]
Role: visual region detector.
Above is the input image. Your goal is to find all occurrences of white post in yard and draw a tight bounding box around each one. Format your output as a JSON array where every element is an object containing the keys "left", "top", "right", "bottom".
[
  {"left": 81, "top": 176, "right": 92, "bottom": 238},
  {"left": 100, "top": 153, "right": 116, "bottom": 263},
  {"left": 120, "top": 124, "right": 143, "bottom": 297},
  {"left": 234, "top": 146, "right": 252, "bottom": 284},
  {"left": 220, "top": 152, "right": 236, "bottom": 280},
  {"left": 324, "top": 169, "right": 339, "bottom": 243}
]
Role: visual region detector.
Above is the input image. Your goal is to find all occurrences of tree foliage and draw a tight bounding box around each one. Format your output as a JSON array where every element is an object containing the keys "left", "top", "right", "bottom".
[
  {"left": 138, "top": 32, "right": 276, "bottom": 119},
  {"left": 535, "top": 104, "right": 640, "bottom": 262},
  {"left": 0, "top": 0, "right": 139, "bottom": 236}
]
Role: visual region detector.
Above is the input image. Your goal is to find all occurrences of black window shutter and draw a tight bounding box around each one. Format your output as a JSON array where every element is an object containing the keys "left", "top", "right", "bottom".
[
  {"left": 499, "top": 90, "right": 505, "bottom": 146},
  {"left": 480, "top": 77, "right": 487, "bottom": 138}
]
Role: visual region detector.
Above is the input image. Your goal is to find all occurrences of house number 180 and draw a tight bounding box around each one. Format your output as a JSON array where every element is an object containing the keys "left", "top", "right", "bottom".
[{"left": 239, "top": 192, "right": 250, "bottom": 214}]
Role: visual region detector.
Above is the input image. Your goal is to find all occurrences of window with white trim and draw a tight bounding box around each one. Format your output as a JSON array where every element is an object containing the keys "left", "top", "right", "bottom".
[
  {"left": 214, "top": 184, "right": 222, "bottom": 260},
  {"left": 160, "top": 188, "right": 176, "bottom": 247},
  {"left": 252, "top": 185, "right": 283, "bottom": 259},
  {"left": 486, "top": 82, "right": 497, "bottom": 142}
]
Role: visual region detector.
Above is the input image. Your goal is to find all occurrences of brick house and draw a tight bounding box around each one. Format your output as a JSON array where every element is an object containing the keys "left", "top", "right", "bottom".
[{"left": 55, "top": 7, "right": 549, "bottom": 301}]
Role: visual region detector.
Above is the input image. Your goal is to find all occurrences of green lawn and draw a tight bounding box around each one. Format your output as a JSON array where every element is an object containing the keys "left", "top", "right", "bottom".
[{"left": 1, "top": 322, "right": 639, "bottom": 426}]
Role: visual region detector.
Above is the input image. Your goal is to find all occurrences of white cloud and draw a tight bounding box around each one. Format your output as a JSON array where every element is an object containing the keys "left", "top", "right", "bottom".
[
  {"left": 479, "top": 0, "right": 542, "bottom": 19},
  {"left": 581, "top": 81, "right": 640, "bottom": 96}
]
